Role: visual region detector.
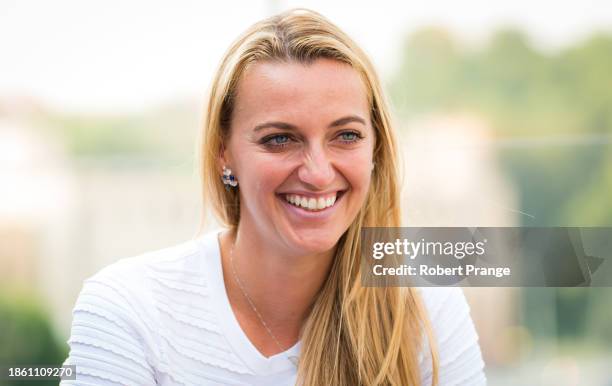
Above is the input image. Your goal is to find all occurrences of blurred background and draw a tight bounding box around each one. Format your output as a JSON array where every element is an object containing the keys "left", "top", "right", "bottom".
[{"left": 1, "top": 0, "right": 611, "bottom": 385}]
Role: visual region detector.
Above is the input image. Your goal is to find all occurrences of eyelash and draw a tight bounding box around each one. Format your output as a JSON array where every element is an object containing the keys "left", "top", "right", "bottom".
[{"left": 261, "top": 131, "right": 364, "bottom": 149}]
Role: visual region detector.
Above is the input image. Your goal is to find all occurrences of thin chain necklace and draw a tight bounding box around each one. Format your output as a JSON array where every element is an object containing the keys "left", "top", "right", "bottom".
[{"left": 228, "top": 239, "right": 299, "bottom": 366}]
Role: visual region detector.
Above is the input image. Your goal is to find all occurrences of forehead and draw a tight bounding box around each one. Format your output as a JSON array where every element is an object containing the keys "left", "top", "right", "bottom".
[{"left": 232, "top": 58, "right": 370, "bottom": 128}]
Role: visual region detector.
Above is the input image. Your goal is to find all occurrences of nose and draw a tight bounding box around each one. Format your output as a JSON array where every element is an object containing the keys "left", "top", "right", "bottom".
[{"left": 297, "top": 145, "right": 334, "bottom": 189}]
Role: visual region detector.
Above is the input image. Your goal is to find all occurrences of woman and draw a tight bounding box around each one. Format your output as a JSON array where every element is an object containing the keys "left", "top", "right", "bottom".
[{"left": 62, "top": 8, "right": 485, "bottom": 386}]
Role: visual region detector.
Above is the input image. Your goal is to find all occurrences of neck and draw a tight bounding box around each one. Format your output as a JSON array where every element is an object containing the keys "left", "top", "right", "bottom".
[{"left": 219, "top": 225, "right": 335, "bottom": 346}]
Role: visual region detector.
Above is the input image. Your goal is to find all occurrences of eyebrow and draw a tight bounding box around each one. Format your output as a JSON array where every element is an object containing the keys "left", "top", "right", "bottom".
[{"left": 252, "top": 115, "right": 366, "bottom": 132}]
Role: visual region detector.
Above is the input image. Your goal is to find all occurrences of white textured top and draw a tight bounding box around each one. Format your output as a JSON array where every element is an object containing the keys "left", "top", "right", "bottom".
[{"left": 61, "top": 229, "right": 486, "bottom": 385}]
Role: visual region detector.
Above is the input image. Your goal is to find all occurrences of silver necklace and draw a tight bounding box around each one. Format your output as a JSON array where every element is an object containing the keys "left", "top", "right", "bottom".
[{"left": 228, "top": 240, "right": 299, "bottom": 366}]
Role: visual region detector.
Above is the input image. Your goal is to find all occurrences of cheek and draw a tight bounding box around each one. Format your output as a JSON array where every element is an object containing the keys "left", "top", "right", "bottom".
[
  {"left": 239, "top": 157, "right": 287, "bottom": 196},
  {"left": 337, "top": 155, "right": 373, "bottom": 193}
]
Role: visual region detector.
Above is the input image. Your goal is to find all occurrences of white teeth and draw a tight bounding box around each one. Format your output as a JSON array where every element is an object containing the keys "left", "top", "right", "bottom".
[
  {"left": 283, "top": 192, "right": 339, "bottom": 211},
  {"left": 307, "top": 198, "right": 316, "bottom": 210},
  {"left": 317, "top": 197, "right": 326, "bottom": 210}
]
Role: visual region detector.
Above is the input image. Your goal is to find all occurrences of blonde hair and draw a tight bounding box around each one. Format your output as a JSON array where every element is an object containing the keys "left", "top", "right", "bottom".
[{"left": 198, "top": 8, "right": 439, "bottom": 386}]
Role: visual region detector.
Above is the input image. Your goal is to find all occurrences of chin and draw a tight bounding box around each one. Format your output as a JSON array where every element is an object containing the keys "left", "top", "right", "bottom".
[{"left": 288, "top": 230, "right": 340, "bottom": 255}]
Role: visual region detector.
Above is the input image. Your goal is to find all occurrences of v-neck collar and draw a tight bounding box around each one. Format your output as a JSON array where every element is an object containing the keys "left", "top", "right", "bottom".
[{"left": 199, "top": 228, "right": 301, "bottom": 375}]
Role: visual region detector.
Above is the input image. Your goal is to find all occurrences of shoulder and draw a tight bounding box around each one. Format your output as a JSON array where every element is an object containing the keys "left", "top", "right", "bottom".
[
  {"left": 71, "top": 235, "right": 208, "bottom": 330},
  {"left": 416, "top": 287, "right": 487, "bottom": 386},
  {"left": 74, "top": 232, "right": 218, "bottom": 330},
  {"left": 62, "top": 232, "right": 220, "bottom": 385},
  {"left": 87, "top": 235, "right": 205, "bottom": 289},
  {"left": 417, "top": 287, "right": 470, "bottom": 326}
]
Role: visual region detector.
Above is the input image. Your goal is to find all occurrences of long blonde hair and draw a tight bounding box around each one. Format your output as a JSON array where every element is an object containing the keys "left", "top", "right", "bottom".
[{"left": 198, "top": 8, "right": 439, "bottom": 386}]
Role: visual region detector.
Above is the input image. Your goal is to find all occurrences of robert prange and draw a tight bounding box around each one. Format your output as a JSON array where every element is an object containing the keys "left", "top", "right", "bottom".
[{"left": 373, "top": 264, "right": 511, "bottom": 278}]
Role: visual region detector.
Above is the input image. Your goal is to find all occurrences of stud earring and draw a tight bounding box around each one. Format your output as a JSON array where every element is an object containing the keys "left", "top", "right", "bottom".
[{"left": 222, "top": 165, "right": 238, "bottom": 190}]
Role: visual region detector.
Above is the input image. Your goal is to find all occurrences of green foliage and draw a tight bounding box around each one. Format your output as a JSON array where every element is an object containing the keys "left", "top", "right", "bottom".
[
  {"left": 0, "top": 292, "right": 68, "bottom": 386},
  {"left": 565, "top": 155, "right": 612, "bottom": 225},
  {"left": 391, "top": 29, "right": 612, "bottom": 138},
  {"left": 40, "top": 102, "right": 199, "bottom": 162},
  {"left": 46, "top": 114, "right": 161, "bottom": 157},
  {"left": 390, "top": 27, "right": 612, "bottom": 226}
]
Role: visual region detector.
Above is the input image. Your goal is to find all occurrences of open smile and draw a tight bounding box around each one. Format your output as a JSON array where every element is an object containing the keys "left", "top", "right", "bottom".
[{"left": 276, "top": 190, "right": 347, "bottom": 220}]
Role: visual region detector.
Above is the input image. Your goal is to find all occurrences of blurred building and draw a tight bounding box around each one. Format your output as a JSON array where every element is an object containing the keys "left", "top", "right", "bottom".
[
  {"left": 399, "top": 114, "right": 522, "bottom": 367},
  {"left": 0, "top": 116, "right": 205, "bottom": 337}
]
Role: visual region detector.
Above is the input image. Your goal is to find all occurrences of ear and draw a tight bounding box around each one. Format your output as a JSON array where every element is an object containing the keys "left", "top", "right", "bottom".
[{"left": 218, "top": 142, "right": 231, "bottom": 173}]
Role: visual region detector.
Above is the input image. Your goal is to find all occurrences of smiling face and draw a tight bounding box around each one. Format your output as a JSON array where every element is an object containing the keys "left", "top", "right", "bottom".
[{"left": 222, "top": 58, "right": 375, "bottom": 255}]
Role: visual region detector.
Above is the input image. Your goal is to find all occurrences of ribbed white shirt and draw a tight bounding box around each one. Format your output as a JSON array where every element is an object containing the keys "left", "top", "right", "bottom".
[{"left": 61, "top": 229, "right": 486, "bottom": 385}]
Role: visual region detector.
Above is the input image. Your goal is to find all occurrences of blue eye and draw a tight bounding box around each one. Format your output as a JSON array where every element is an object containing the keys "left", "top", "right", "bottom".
[
  {"left": 263, "top": 134, "right": 292, "bottom": 148},
  {"left": 272, "top": 135, "right": 289, "bottom": 144},
  {"left": 340, "top": 132, "right": 358, "bottom": 141},
  {"left": 338, "top": 131, "right": 362, "bottom": 143}
]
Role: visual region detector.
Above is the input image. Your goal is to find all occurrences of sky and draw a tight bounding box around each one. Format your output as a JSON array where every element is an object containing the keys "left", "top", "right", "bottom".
[{"left": 1, "top": 0, "right": 612, "bottom": 114}]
